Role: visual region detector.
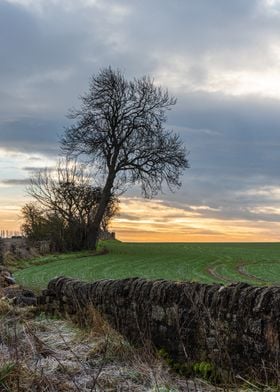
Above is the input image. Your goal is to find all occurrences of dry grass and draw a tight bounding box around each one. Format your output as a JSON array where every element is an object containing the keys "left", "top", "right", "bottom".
[
  {"left": 0, "top": 299, "right": 273, "bottom": 391},
  {"left": 0, "top": 296, "right": 13, "bottom": 315},
  {"left": 0, "top": 300, "right": 219, "bottom": 391}
]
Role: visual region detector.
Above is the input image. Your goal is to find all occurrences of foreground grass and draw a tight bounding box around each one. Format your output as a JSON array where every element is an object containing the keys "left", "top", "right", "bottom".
[
  {"left": 14, "top": 241, "right": 280, "bottom": 290},
  {"left": 0, "top": 299, "right": 203, "bottom": 391}
]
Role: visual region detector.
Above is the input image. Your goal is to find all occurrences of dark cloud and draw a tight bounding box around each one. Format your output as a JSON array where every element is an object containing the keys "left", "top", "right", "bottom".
[
  {"left": 22, "top": 166, "right": 41, "bottom": 172},
  {"left": 22, "top": 166, "right": 55, "bottom": 173},
  {"left": 1, "top": 178, "right": 30, "bottom": 186},
  {"left": 0, "top": 117, "right": 64, "bottom": 155},
  {"left": 118, "top": 213, "right": 142, "bottom": 221}
]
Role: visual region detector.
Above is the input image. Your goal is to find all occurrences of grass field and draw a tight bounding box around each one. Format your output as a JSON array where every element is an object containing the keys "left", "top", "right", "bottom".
[{"left": 14, "top": 241, "right": 280, "bottom": 290}]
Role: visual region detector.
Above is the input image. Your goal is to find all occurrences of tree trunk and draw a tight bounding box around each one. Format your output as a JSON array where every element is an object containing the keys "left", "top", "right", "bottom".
[{"left": 89, "top": 170, "right": 115, "bottom": 250}]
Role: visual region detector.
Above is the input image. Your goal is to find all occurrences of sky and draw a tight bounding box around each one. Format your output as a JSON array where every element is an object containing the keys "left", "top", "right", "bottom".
[{"left": 1, "top": 0, "right": 280, "bottom": 241}]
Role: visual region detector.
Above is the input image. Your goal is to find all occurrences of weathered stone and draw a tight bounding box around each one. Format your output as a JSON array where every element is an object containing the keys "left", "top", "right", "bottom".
[
  {"left": 39, "top": 276, "right": 280, "bottom": 381},
  {"left": 3, "top": 286, "right": 37, "bottom": 306},
  {"left": 151, "top": 305, "right": 165, "bottom": 321},
  {"left": 0, "top": 266, "right": 16, "bottom": 288}
]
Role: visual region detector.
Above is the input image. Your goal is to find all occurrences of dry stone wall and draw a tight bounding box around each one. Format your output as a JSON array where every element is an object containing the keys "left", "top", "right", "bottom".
[
  {"left": 0, "top": 266, "right": 36, "bottom": 305},
  {"left": 0, "top": 238, "right": 51, "bottom": 262},
  {"left": 39, "top": 277, "right": 280, "bottom": 381}
]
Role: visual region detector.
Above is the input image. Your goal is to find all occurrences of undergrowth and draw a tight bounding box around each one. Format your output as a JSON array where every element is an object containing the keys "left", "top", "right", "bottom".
[{"left": 0, "top": 299, "right": 210, "bottom": 391}]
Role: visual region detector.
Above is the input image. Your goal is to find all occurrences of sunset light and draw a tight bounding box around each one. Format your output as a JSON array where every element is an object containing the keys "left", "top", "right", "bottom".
[{"left": 1, "top": 0, "right": 280, "bottom": 242}]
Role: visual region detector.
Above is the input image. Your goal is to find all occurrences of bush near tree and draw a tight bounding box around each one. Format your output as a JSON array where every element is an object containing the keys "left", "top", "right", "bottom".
[{"left": 22, "top": 160, "right": 118, "bottom": 252}]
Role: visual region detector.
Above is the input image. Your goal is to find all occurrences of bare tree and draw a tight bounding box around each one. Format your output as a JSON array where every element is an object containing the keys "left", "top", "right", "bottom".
[
  {"left": 62, "top": 67, "right": 189, "bottom": 249},
  {"left": 24, "top": 160, "right": 118, "bottom": 251}
]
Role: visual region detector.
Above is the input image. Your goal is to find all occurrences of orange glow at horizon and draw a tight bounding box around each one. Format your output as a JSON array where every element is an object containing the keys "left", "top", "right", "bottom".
[
  {"left": 0, "top": 210, "right": 23, "bottom": 232},
  {"left": 110, "top": 197, "right": 280, "bottom": 242},
  {"left": 1, "top": 196, "right": 280, "bottom": 242}
]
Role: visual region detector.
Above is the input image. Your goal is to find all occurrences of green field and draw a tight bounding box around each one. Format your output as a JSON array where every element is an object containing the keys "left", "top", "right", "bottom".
[{"left": 14, "top": 241, "right": 280, "bottom": 290}]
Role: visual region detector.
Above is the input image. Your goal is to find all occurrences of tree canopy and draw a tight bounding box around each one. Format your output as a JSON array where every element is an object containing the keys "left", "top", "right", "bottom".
[{"left": 62, "top": 67, "right": 189, "bottom": 249}]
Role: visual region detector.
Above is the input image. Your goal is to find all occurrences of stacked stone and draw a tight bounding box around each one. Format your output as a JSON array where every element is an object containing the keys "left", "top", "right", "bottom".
[
  {"left": 39, "top": 276, "right": 280, "bottom": 382},
  {"left": 0, "top": 266, "right": 16, "bottom": 287},
  {"left": 0, "top": 266, "right": 36, "bottom": 306}
]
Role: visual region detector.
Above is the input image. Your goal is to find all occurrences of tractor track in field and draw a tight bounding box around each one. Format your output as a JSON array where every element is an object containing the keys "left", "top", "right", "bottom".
[
  {"left": 236, "top": 261, "right": 267, "bottom": 284},
  {"left": 206, "top": 261, "right": 268, "bottom": 285},
  {"left": 205, "top": 266, "right": 233, "bottom": 283}
]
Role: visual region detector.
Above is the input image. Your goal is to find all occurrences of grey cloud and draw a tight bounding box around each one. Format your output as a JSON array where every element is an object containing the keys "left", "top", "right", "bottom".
[
  {"left": 145, "top": 97, "right": 280, "bottom": 222},
  {"left": 0, "top": 116, "right": 63, "bottom": 155},
  {"left": 121, "top": 89, "right": 280, "bottom": 225},
  {"left": 22, "top": 166, "right": 41, "bottom": 172},
  {"left": 1, "top": 178, "right": 30, "bottom": 186},
  {"left": 22, "top": 166, "right": 55, "bottom": 173},
  {"left": 118, "top": 213, "right": 142, "bottom": 221},
  {"left": 26, "top": 157, "right": 44, "bottom": 161},
  {"left": 118, "top": 0, "right": 280, "bottom": 75},
  {"left": 116, "top": 225, "right": 222, "bottom": 236},
  {"left": 167, "top": 93, "right": 280, "bottom": 187}
]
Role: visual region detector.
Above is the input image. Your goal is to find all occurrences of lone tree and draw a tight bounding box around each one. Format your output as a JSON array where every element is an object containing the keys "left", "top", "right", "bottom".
[{"left": 62, "top": 67, "right": 189, "bottom": 249}]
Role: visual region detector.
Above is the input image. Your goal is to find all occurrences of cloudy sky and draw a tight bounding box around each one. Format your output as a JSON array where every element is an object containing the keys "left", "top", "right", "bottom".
[{"left": 1, "top": 0, "right": 280, "bottom": 241}]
